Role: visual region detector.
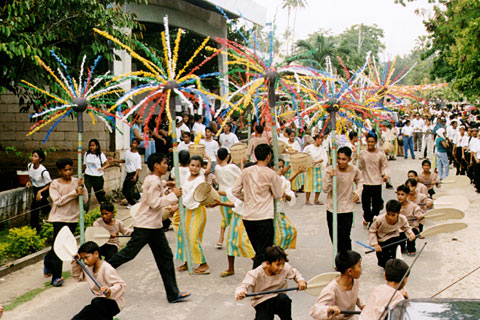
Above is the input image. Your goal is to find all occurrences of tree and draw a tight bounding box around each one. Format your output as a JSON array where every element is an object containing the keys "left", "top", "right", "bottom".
[
  {"left": 423, "top": 0, "right": 480, "bottom": 100},
  {"left": 281, "top": 0, "right": 308, "bottom": 56},
  {"left": 0, "top": 0, "right": 146, "bottom": 111}
]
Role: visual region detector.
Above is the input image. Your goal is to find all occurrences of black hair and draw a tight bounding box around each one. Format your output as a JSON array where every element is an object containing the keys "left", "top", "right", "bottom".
[
  {"left": 366, "top": 132, "right": 378, "bottom": 141},
  {"left": 32, "top": 149, "right": 46, "bottom": 163},
  {"left": 244, "top": 161, "right": 257, "bottom": 169},
  {"left": 56, "top": 158, "right": 73, "bottom": 170},
  {"left": 408, "top": 170, "right": 418, "bottom": 177},
  {"left": 386, "top": 199, "right": 401, "bottom": 213},
  {"left": 396, "top": 184, "right": 410, "bottom": 194},
  {"left": 422, "top": 159, "right": 431, "bottom": 167},
  {"left": 147, "top": 153, "right": 166, "bottom": 172},
  {"left": 348, "top": 131, "right": 358, "bottom": 140},
  {"left": 205, "top": 126, "right": 213, "bottom": 133},
  {"left": 385, "top": 259, "right": 410, "bottom": 282},
  {"left": 87, "top": 139, "right": 102, "bottom": 157},
  {"left": 224, "top": 123, "right": 232, "bottom": 130},
  {"left": 179, "top": 150, "right": 191, "bottom": 166},
  {"left": 255, "top": 124, "right": 264, "bottom": 134},
  {"left": 264, "top": 246, "right": 289, "bottom": 263},
  {"left": 78, "top": 241, "right": 101, "bottom": 256},
  {"left": 194, "top": 114, "right": 203, "bottom": 122},
  {"left": 405, "top": 178, "right": 417, "bottom": 187},
  {"left": 217, "top": 148, "right": 229, "bottom": 161},
  {"left": 190, "top": 155, "right": 203, "bottom": 165},
  {"left": 313, "top": 133, "right": 322, "bottom": 141},
  {"left": 131, "top": 138, "right": 141, "bottom": 145},
  {"left": 338, "top": 146, "right": 352, "bottom": 158},
  {"left": 286, "top": 128, "right": 295, "bottom": 136},
  {"left": 406, "top": 120, "right": 411, "bottom": 124},
  {"left": 335, "top": 250, "right": 361, "bottom": 274},
  {"left": 254, "top": 143, "right": 272, "bottom": 161},
  {"left": 100, "top": 201, "right": 115, "bottom": 213},
  {"left": 182, "top": 131, "right": 193, "bottom": 139}
]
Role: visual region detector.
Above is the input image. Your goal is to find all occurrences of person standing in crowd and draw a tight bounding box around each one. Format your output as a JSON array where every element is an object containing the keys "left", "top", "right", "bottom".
[
  {"left": 411, "top": 113, "right": 424, "bottom": 152},
  {"left": 178, "top": 132, "right": 193, "bottom": 152},
  {"left": 469, "top": 126, "right": 480, "bottom": 192},
  {"left": 467, "top": 127, "right": 479, "bottom": 181},
  {"left": 303, "top": 134, "right": 328, "bottom": 205},
  {"left": 422, "top": 118, "right": 434, "bottom": 160},
  {"left": 435, "top": 128, "right": 450, "bottom": 180},
  {"left": 201, "top": 127, "right": 220, "bottom": 173},
  {"left": 401, "top": 120, "right": 415, "bottom": 159},
  {"left": 131, "top": 115, "right": 156, "bottom": 163},
  {"left": 446, "top": 120, "right": 459, "bottom": 165},
  {"left": 83, "top": 139, "right": 110, "bottom": 212},
  {"left": 26, "top": 150, "right": 52, "bottom": 232},
  {"left": 219, "top": 123, "right": 239, "bottom": 150},
  {"left": 454, "top": 125, "right": 468, "bottom": 175},
  {"left": 247, "top": 124, "right": 269, "bottom": 162},
  {"left": 192, "top": 114, "right": 206, "bottom": 138},
  {"left": 359, "top": 133, "right": 390, "bottom": 227}
]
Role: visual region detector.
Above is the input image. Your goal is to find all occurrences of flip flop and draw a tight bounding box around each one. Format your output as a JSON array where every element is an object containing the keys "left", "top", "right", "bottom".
[
  {"left": 193, "top": 268, "right": 210, "bottom": 275},
  {"left": 314, "top": 201, "right": 324, "bottom": 205},
  {"left": 43, "top": 266, "right": 52, "bottom": 278},
  {"left": 169, "top": 291, "right": 191, "bottom": 303},
  {"left": 215, "top": 242, "right": 223, "bottom": 249},
  {"left": 177, "top": 264, "right": 188, "bottom": 272},
  {"left": 305, "top": 202, "right": 313, "bottom": 206},
  {"left": 52, "top": 277, "right": 64, "bottom": 287},
  {"left": 220, "top": 270, "right": 235, "bottom": 278}
]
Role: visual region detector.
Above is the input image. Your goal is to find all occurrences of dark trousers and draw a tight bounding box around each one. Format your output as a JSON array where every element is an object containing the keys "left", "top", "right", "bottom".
[
  {"left": 107, "top": 227, "right": 180, "bottom": 302},
  {"left": 466, "top": 152, "right": 474, "bottom": 180},
  {"left": 474, "top": 161, "right": 480, "bottom": 191},
  {"left": 84, "top": 174, "right": 106, "bottom": 212},
  {"left": 399, "top": 228, "right": 419, "bottom": 253},
  {"left": 362, "top": 185, "right": 383, "bottom": 223},
  {"left": 30, "top": 186, "right": 50, "bottom": 232},
  {"left": 99, "top": 243, "right": 118, "bottom": 261},
  {"left": 254, "top": 293, "right": 292, "bottom": 320},
  {"left": 122, "top": 172, "right": 140, "bottom": 206},
  {"left": 326, "top": 211, "right": 353, "bottom": 252},
  {"left": 404, "top": 136, "right": 415, "bottom": 159},
  {"left": 413, "top": 132, "right": 422, "bottom": 151},
  {"left": 72, "top": 297, "right": 120, "bottom": 320},
  {"left": 376, "top": 236, "right": 401, "bottom": 268},
  {"left": 455, "top": 149, "right": 466, "bottom": 175},
  {"left": 44, "top": 222, "right": 77, "bottom": 283},
  {"left": 243, "top": 219, "right": 274, "bottom": 269}
]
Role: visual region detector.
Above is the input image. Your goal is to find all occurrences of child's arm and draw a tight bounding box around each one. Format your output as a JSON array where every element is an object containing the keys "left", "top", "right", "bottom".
[
  {"left": 145, "top": 180, "right": 180, "bottom": 210},
  {"left": 288, "top": 165, "right": 306, "bottom": 183},
  {"left": 118, "top": 220, "right": 133, "bottom": 236},
  {"left": 101, "top": 266, "right": 126, "bottom": 300},
  {"left": 203, "top": 154, "right": 212, "bottom": 176},
  {"left": 368, "top": 220, "right": 381, "bottom": 251},
  {"left": 232, "top": 174, "right": 244, "bottom": 201},
  {"left": 354, "top": 169, "right": 364, "bottom": 200},
  {"left": 322, "top": 168, "right": 333, "bottom": 194},
  {"left": 71, "top": 255, "right": 86, "bottom": 282},
  {"left": 309, "top": 285, "right": 338, "bottom": 320},
  {"left": 50, "top": 180, "right": 83, "bottom": 207},
  {"left": 235, "top": 271, "right": 256, "bottom": 301},
  {"left": 400, "top": 218, "right": 416, "bottom": 241},
  {"left": 286, "top": 264, "right": 307, "bottom": 290}
]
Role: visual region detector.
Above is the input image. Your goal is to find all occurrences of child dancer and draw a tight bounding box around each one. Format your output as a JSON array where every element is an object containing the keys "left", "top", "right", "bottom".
[
  {"left": 324, "top": 147, "right": 363, "bottom": 252},
  {"left": 304, "top": 134, "right": 328, "bottom": 205},
  {"left": 176, "top": 154, "right": 211, "bottom": 274},
  {"left": 26, "top": 149, "right": 51, "bottom": 232},
  {"left": 417, "top": 159, "right": 439, "bottom": 197},
  {"left": 396, "top": 185, "right": 424, "bottom": 256},
  {"left": 83, "top": 139, "right": 110, "bottom": 212},
  {"left": 44, "top": 158, "right": 88, "bottom": 287},
  {"left": 107, "top": 153, "right": 190, "bottom": 303},
  {"left": 359, "top": 259, "right": 410, "bottom": 320},
  {"left": 235, "top": 246, "right": 307, "bottom": 320},
  {"left": 71, "top": 241, "right": 125, "bottom": 320},
  {"left": 93, "top": 202, "right": 132, "bottom": 260},
  {"left": 275, "top": 160, "right": 298, "bottom": 251},
  {"left": 369, "top": 200, "right": 415, "bottom": 268},
  {"left": 407, "top": 170, "right": 429, "bottom": 196},
  {"left": 310, "top": 250, "right": 364, "bottom": 319}
]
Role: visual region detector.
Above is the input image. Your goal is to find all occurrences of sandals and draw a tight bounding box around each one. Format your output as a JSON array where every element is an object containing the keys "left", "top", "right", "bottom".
[
  {"left": 314, "top": 201, "right": 324, "bottom": 205},
  {"left": 193, "top": 268, "right": 210, "bottom": 275},
  {"left": 169, "top": 291, "right": 191, "bottom": 303},
  {"left": 305, "top": 202, "right": 313, "bottom": 206},
  {"left": 215, "top": 242, "right": 223, "bottom": 249},
  {"left": 220, "top": 270, "right": 235, "bottom": 278},
  {"left": 52, "top": 277, "right": 64, "bottom": 287},
  {"left": 177, "top": 264, "right": 188, "bottom": 272},
  {"left": 407, "top": 252, "right": 416, "bottom": 257}
]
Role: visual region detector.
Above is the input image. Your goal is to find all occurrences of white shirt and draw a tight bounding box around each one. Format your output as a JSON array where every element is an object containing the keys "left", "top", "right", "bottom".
[
  {"left": 469, "top": 137, "right": 480, "bottom": 155},
  {"left": 219, "top": 132, "right": 239, "bottom": 150},
  {"left": 401, "top": 125, "right": 414, "bottom": 137},
  {"left": 460, "top": 135, "right": 470, "bottom": 148},
  {"left": 84, "top": 153, "right": 107, "bottom": 176},
  {"left": 215, "top": 163, "right": 242, "bottom": 191},
  {"left": 192, "top": 122, "right": 206, "bottom": 137},
  {"left": 201, "top": 139, "right": 219, "bottom": 160},
  {"left": 411, "top": 118, "right": 425, "bottom": 132},
  {"left": 182, "top": 173, "right": 205, "bottom": 210},
  {"left": 176, "top": 123, "right": 190, "bottom": 140},
  {"left": 303, "top": 144, "right": 327, "bottom": 168},
  {"left": 124, "top": 150, "right": 142, "bottom": 173},
  {"left": 28, "top": 163, "right": 52, "bottom": 188},
  {"left": 178, "top": 141, "right": 191, "bottom": 152},
  {"left": 446, "top": 126, "right": 459, "bottom": 142}
]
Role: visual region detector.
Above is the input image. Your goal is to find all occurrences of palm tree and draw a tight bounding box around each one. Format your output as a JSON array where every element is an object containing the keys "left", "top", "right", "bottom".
[
  {"left": 282, "top": 0, "right": 308, "bottom": 56},
  {"left": 291, "top": 0, "right": 308, "bottom": 54}
]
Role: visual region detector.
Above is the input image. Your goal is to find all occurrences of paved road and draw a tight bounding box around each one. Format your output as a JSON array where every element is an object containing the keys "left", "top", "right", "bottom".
[{"left": 2, "top": 154, "right": 480, "bottom": 319}]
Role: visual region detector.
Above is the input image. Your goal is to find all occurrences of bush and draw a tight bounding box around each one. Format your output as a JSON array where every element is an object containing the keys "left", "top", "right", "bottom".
[
  {"left": 39, "top": 222, "right": 54, "bottom": 244},
  {"left": 8, "top": 226, "right": 45, "bottom": 258},
  {"left": 0, "top": 242, "right": 9, "bottom": 263},
  {"left": 75, "top": 206, "right": 106, "bottom": 235}
]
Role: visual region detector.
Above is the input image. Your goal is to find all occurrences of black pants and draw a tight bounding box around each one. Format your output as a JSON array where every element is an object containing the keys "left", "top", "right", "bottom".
[
  {"left": 399, "top": 228, "right": 419, "bottom": 253},
  {"left": 376, "top": 236, "right": 401, "bottom": 268},
  {"left": 44, "top": 222, "right": 77, "bottom": 283},
  {"left": 122, "top": 172, "right": 140, "bottom": 206},
  {"left": 254, "top": 293, "right": 292, "bottom": 320},
  {"left": 362, "top": 185, "right": 383, "bottom": 223},
  {"left": 243, "top": 219, "right": 274, "bottom": 269},
  {"left": 84, "top": 174, "right": 106, "bottom": 212},
  {"left": 72, "top": 297, "right": 120, "bottom": 320},
  {"left": 107, "top": 227, "right": 179, "bottom": 302},
  {"left": 474, "top": 161, "right": 480, "bottom": 191},
  {"left": 99, "top": 243, "right": 118, "bottom": 261},
  {"left": 454, "top": 149, "right": 465, "bottom": 175},
  {"left": 30, "top": 186, "right": 50, "bottom": 232},
  {"left": 326, "top": 211, "right": 353, "bottom": 252}
]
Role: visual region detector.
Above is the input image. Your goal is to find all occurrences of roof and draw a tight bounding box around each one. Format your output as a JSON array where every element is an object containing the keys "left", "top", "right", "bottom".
[{"left": 184, "top": 0, "right": 267, "bottom": 25}]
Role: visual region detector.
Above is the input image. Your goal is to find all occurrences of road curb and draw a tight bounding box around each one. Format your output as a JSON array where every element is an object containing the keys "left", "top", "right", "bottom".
[{"left": 0, "top": 246, "right": 50, "bottom": 278}]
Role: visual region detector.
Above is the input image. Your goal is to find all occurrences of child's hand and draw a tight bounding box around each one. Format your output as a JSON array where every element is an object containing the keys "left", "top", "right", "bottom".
[
  {"left": 207, "top": 199, "right": 221, "bottom": 208},
  {"left": 327, "top": 306, "right": 341, "bottom": 316},
  {"left": 382, "top": 175, "right": 389, "bottom": 183},
  {"left": 400, "top": 288, "right": 409, "bottom": 299},
  {"left": 408, "top": 233, "right": 416, "bottom": 241},
  {"left": 375, "top": 244, "right": 382, "bottom": 252},
  {"left": 173, "top": 187, "right": 182, "bottom": 198},
  {"left": 236, "top": 292, "right": 246, "bottom": 301},
  {"left": 72, "top": 254, "right": 81, "bottom": 264},
  {"left": 166, "top": 181, "right": 176, "bottom": 188},
  {"left": 110, "top": 233, "right": 118, "bottom": 238},
  {"left": 76, "top": 186, "right": 84, "bottom": 195},
  {"left": 282, "top": 193, "right": 291, "bottom": 202},
  {"left": 328, "top": 169, "right": 337, "bottom": 176},
  {"left": 36, "top": 191, "right": 43, "bottom": 201},
  {"left": 25, "top": 181, "right": 31, "bottom": 188},
  {"left": 131, "top": 176, "right": 137, "bottom": 183},
  {"left": 297, "top": 280, "right": 307, "bottom": 291},
  {"left": 352, "top": 192, "right": 359, "bottom": 203},
  {"left": 101, "top": 286, "right": 111, "bottom": 298},
  {"left": 78, "top": 178, "right": 84, "bottom": 186}
]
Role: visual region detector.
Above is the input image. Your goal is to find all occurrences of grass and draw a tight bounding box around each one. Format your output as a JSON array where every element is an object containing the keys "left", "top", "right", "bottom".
[{"left": 3, "top": 271, "right": 71, "bottom": 312}]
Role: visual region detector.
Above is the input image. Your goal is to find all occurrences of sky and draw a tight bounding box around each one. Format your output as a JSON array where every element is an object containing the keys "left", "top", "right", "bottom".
[{"left": 258, "top": 0, "right": 437, "bottom": 58}]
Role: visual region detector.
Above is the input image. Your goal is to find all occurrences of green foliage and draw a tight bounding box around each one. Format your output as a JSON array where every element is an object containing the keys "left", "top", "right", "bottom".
[
  {"left": 0, "top": 0, "right": 147, "bottom": 111},
  {"left": 7, "top": 226, "right": 45, "bottom": 258},
  {"left": 74, "top": 206, "right": 104, "bottom": 235},
  {"left": 39, "top": 222, "right": 54, "bottom": 243},
  {"left": 0, "top": 242, "right": 9, "bottom": 263},
  {"left": 424, "top": 0, "right": 480, "bottom": 100}
]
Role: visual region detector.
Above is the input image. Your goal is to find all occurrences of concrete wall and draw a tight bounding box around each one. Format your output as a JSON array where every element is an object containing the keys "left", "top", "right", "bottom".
[{"left": 0, "top": 187, "right": 32, "bottom": 228}]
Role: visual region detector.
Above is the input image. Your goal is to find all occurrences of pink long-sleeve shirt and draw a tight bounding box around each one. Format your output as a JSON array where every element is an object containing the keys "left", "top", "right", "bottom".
[
  {"left": 359, "top": 284, "right": 404, "bottom": 320},
  {"left": 368, "top": 214, "right": 414, "bottom": 246},
  {"left": 48, "top": 177, "right": 88, "bottom": 223},
  {"left": 323, "top": 165, "right": 363, "bottom": 214},
  {"left": 358, "top": 149, "right": 390, "bottom": 185}
]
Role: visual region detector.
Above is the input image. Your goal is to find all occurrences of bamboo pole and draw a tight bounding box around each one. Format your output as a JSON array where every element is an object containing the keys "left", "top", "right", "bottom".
[
  {"left": 327, "top": 99, "right": 339, "bottom": 263},
  {"left": 247, "top": 112, "right": 252, "bottom": 161},
  {"left": 168, "top": 87, "right": 194, "bottom": 274},
  {"left": 73, "top": 98, "right": 87, "bottom": 244}
]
